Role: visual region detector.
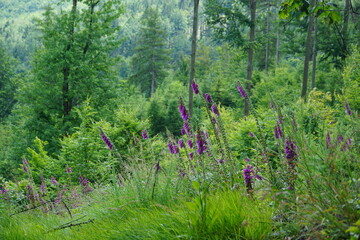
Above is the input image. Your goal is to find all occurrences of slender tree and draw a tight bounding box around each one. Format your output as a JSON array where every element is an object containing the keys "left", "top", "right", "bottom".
[
  {"left": 279, "top": 0, "right": 341, "bottom": 99},
  {"left": 265, "top": 0, "right": 270, "bottom": 73},
  {"left": 130, "top": 7, "right": 170, "bottom": 97},
  {"left": 311, "top": 16, "right": 318, "bottom": 89},
  {"left": 204, "top": 0, "right": 252, "bottom": 115},
  {"left": 245, "top": 0, "right": 257, "bottom": 115},
  {"left": 189, "top": 0, "right": 199, "bottom": 117},
  {"left": 16, "top": 0, "right": 123, "bottom": 150},
  {"left": 301, "top": 0, "right": 316, "bottom": 99}
]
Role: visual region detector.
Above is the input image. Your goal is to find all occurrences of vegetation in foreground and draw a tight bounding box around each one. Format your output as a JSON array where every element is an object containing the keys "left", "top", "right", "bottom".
[{"left": 1, "top": 0, "right": 359, "bottom": 239}]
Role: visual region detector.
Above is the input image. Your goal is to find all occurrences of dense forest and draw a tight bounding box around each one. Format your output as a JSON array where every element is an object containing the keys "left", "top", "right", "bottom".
[{"left": 0, "top": 0, "right": 359, "bottom": 239}]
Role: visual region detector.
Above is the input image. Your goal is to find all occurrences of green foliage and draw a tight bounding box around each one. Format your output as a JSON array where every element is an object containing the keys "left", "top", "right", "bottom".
[
  {"left": 279, "top": 0, "right": 341, "bottom": 24},
  {"left": 342, "top": 47, "right": 360, "bottom": 112},
  {"left": 14, "top": 0, "right": 124, "bottom": 152},
  {"left": 252, "top": 64, "right": 301, "bottom": 109},
  {"left": 130, "top": 7, "right": 171, "bottom": 97},
  {"left": 0, "top": 43, "right": 17, "bottom": 120},
  {"left": 1, "top": 1, "right": 360, "bottom": 239},
  {"left": 204, "top": 0, "right": 250, "bottom": 47},
  {"left": 0, "top": 123, "right": 17, "bottom": 179},
  {"left": 147, "top": 79, "right": 186, "bottom": 135}
]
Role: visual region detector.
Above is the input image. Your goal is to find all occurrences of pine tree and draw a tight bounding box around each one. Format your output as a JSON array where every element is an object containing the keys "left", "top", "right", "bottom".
[
  {"left": 16, "top": 0, "right": 123, "bottom": 151},
  {"left": 130, "top": 7, "right": 170, "bottom": 97}
]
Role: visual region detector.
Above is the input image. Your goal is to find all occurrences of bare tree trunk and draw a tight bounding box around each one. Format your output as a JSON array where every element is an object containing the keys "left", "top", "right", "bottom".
[
  {"left": 151, "top": 55, "right": 156, "bottom": 97},
  {"left": 245, "top": 0, "right": 256, "bottom": 116},
  {"left": 189, "top": 0, "right": 199, "bottom": 117},
  {"left": 265, "top": 0, "right": 270, "bottom": 72},
  {"left": 342, "top": 0, "right": 350, "bottom": 61},
  {"left": 301, "top": 0, "right": 315, "bottom": 100},
  {"left": 275, "top": 30, "right": 280, "bottom": 67},
  {"left": 275, "top": 0, "right": 281, "bottom": 67},
  {"left": 311, "top": 17, "right": 318, "bottom": 89},
  {"left": 63, "top": 0, "right": 77, "bottom": 119}
]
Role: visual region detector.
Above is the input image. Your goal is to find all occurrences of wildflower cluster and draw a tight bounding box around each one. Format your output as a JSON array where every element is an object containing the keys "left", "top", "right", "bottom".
[
  {"left": 242, "top": 159, "right": 262, "bottom": 194},
  {"left": 100, "top": 129, "right": 113, "bottom": 150}
]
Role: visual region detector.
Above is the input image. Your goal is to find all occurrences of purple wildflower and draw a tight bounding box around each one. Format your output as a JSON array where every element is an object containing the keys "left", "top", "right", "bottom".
[
  {"left": 242, "top": 164, "right": 262, "bottom": 192},
  {"left": 204, "top": 93, "right": 212, "bottom": 103},
  {"left": 154, "top": 162, "right": 161, "bottom": 173},
  {"left": 168, "top": 142, "right": 175, "bottom": 154},
  {"left": 54, "top": 192, "right": 63, "bottom": 204},
  {"left": 178, "top": 102, "right": 189, "bottom": 121},
  {"left": 142, "top": 130, "right": 148, "bottom": 139},
  {"left": 211, "top": 117, "right": 217, "bottom": 124},
  {"left": 245, "top": 158, "right": 250, "bottom": 162},
  {"left": 79, "top": 176, "right": 92, "bottom": 194},
  {"left": 1, "top": 186, "right": 8, "bottom": 195},
  {"left": 217, "top": 159, "right": 224, "bottom": 164},
  {"left": 173, "top": 145, "right": 179, "bottom": 154},
  {"left": 100, "top": 131, "right": 113, "bottom": 150},
  {"left": 203, "top": 131, "right": 209, "bottom": 139},
  {"left": 196, "top": 133, "right": 207, "bottom": 155},
  {"left": 178, "top": 139, "right": 185, "bottom": 149},
  {"left": 178, "top": 170, "right": 186, "bottom": 178},
  {"left": 270, "top": 100, "right": 274, "bottom": 109},
  {"left": 180, "top": 128, "right": 186, "bottom": 135},
  {"left": 287, "top": 186, "right": 294, "bottom": 191},
  {"left": 40, "top": 182, "right": 46, "bottom": 194},
  {"left": 338, "top": 134, "right": 344, "bottom": 143},
  {"left": 249, "top": 132, "right": 254, "bottom": 138},
  {"left": 189, "top": 152, "right": 194, "bottom": 160},
  {"left": 40, "top": 175, "right": 46, "bottom": 194},
  {"left": 191, "top": 81, "right": 199, "bottom": 94},
  {"left": 243, "top": 166, "right": 253, "bottom": 186},
  {"left": 26, "top": 185, "right": 33, "bottom": 201},
  {"left": 188, "top": 140, "right": 194, "bottom": 149},
  {"left": 345, "top": 102, "right": 351, "bottom": 116},
  {"left": 22, "top": 158, "right": 28, "bottom": 173},
  {"left": 184, "top": 122, "right": 191, "bottom": 135},
  {"left": 66, "top": 166, "right": 72, "bottom": 174},
  {"left": 237, "top": 83, "right": 247, "bottom": 99},
  {"left": 211, "top": 104, "right": 219, "bottom": 116},
  {"left": 274, "top": 124, "right": 282, "bottom": 139},
  {"left": 51, "top": 176, "right": 57, "bottom": 185},
  {"left": 285, "top": 139, "right": 297, "bottom": 161},
  {"left": 73, "top": 191, "right": 79, "bottom": 199},
  {"left": 326, "top": 132, "right": 331, "bottom": 149},
  {"left": 347, "top": 137, "right": 352, "bottom": 146}
]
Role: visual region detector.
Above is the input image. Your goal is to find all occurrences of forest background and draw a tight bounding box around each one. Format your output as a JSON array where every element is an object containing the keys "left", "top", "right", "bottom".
[{"left": 0, "top": 0, "right": 359, "bottom": 239}]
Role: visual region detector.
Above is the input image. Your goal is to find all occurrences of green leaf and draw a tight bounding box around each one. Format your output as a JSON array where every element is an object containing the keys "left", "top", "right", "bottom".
[
  {"left": 185, "top": 201, "right": 197, "bottom": 211},
  {"left": 346, "top": 226, "right": 359, "bottom": 233},
  {"left": 192, "top": 181, "right": 200, "bottom": 191}
]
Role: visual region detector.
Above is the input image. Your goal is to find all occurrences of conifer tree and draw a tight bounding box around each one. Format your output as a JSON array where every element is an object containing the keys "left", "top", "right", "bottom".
[
  {"left": 130, "top": 7, "right": 170, "bottom": 97},
  {"left": 16, "top": 0, "right": 123, "bottom": 150}
]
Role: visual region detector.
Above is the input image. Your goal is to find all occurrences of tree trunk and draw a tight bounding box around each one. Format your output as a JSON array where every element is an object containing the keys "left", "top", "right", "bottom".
[
  {"left": 265, "top": 0, "right": 270, "bottom": 72},
  {"left": 245, "top": 0, "right": 256, "bottom": 116},
  {"left": 275, "top": 30, "right": 280, "bottom": 67},
  {"left": 301, "top": 0, "right": 315, "bottom": 100},
  {"left": 311, "top": 17, "right": 318, "bottom": 89},
  {"left": 63, "top": 0, "right": 77, "bottom": 118},
  {"left": 342, "top": 0, "right": 350, "bottom": 61},
  {"left": 189, "top": 0, "right": 199, "bottom": 117},
  {"left": 275, "top": 0, "right": 281, "bottom": 67},
  {"left": 151, "top": 55, "right": 156, "bottom": 97}
]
